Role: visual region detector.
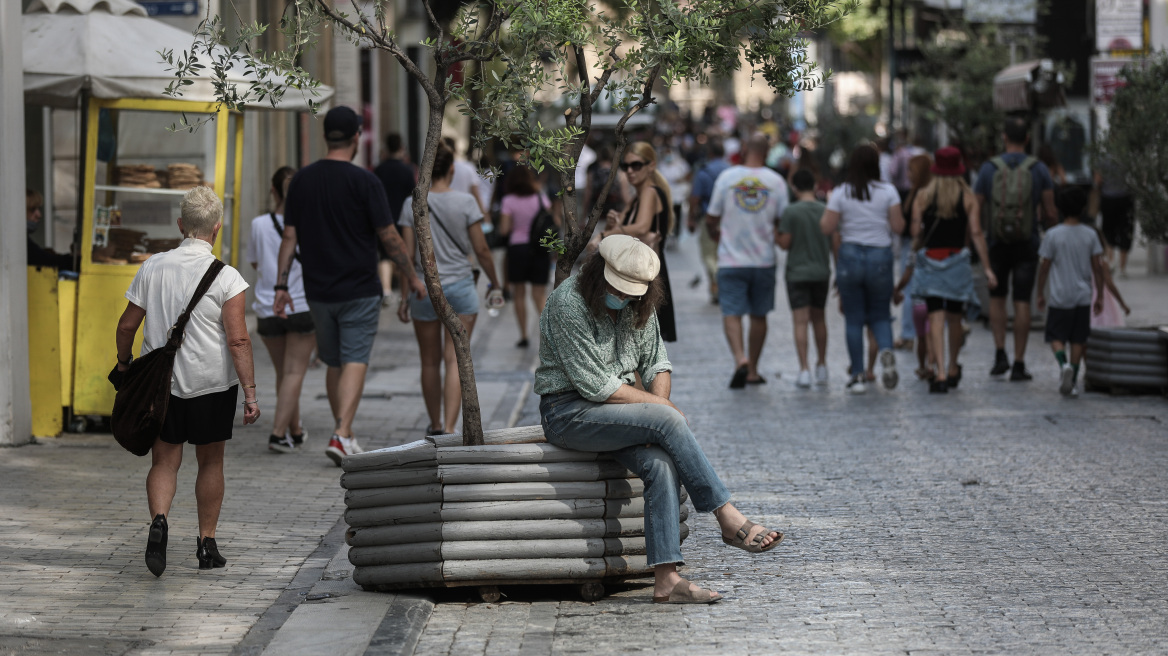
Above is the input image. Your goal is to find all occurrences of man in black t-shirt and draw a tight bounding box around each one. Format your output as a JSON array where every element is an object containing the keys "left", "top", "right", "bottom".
[
  {"left": 373, "top": 133, "right": 417, "bottom": 298},
  {"left": 275, "top": 106, "right": 425, "bottom": 466}
]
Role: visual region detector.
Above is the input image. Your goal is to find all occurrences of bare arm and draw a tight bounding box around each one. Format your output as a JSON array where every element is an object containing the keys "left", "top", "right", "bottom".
[
  {"left": 1096, "top": 255, "right": 1130, "bottom": 314},
  {"left": 605, "top": 186, "right": 658, "bottom": 239},
  {"left": 705, "top": 213, "right": 721, "bottom": 241},
  {"left": 1035, "top": 258, "right": 1052, "bottom": 312},
  {"left": 888, "top": 203, "right": 906, "bottom": 236},
  {"left": 468, "top": 222, "right": 500, "bottom": 289},
  {"left": 775, "top": 231, "right": 793, "bottom": 250},
  {"left": 222, "top": 292, "right": 259, "bottom": 424},
  {"left": 965, "top": 193, "right": 997, "bottom": 290},
  {"left": 272, "top": 226, "right": 299, "bottom": 318},
  {"left": 605, "top": 378, "right": 682, "bottom": 419},
  {"left": 648, "top": 371, "right": 671, "bottom": 400},
  {"left": 498, "top": 212, "right": 513, "bottom": 236},
  {"left": 820, "top": 209, "right": 840, "bottom": 235},
  {"left": 115, "top": 302, "right": 147, "bottom": 369},
  {"left": 687, "top": 196, "right": 702, "bottom": 232},
  {"left": 1090, "top": 255, "right": 1106, "bottom": 315}
]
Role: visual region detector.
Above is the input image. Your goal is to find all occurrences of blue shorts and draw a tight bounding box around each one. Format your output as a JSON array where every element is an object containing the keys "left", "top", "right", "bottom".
[
  {"left": 408, "top": 275, "right": 480, "bottom": 322},
  {"left": 307, "top": 296, "right": 381, "bottom": 367},
  {"left": 717, "top": 266, "right": 777, "bottom": 317}
]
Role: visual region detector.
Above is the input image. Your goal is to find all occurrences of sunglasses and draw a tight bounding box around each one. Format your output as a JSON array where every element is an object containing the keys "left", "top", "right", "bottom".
[{"left": 619, "top": 160, "right": 646, "bottom": 172}]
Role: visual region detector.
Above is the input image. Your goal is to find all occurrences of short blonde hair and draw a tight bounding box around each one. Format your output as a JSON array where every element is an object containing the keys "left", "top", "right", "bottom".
[{"left": 180, "top": 186, "right": 222, "bottom": 237}]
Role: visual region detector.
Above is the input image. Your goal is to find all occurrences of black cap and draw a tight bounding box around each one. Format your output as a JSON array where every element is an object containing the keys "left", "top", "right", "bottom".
[{"left": 323, "top": 106, "right": 361, "bottom": 141}]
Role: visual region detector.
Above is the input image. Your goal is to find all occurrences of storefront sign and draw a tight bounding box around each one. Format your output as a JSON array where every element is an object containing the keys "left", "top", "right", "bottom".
[
  {"left": 1096, "top": 0, "right": 1143, "bottom": 52},
  {"left": 964, "top": 0, "right": 1037, "bottom": 24},
  {"left": 137, "top": 1, "right": 198, "bottom": 16},
  {"left": 1091, "top": 57, "right": 1146, "bottom": 105}
]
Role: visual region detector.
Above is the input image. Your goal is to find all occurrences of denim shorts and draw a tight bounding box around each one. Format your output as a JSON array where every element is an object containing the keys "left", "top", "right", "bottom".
[
  {"left": 408, "top": 275, "right": 479, "bottom": 322},
  {"left": 307, "top": 296, "right": 381, "bottom": 367},
  {"left": 716, "top": 266, "right": 777, "bottom": 316}
]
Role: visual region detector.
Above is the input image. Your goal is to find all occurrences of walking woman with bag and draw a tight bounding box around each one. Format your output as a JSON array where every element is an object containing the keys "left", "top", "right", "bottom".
[
  {"left": 498, "top": 165, "right": 555, "bottom": 347},
  {"left": 247, "top": 167, "right": 316, "bottom": 453},
  {"left": 398, "top": 144, "right": 503, "bottom": 435},
  {"left": 113, "top": 187, "right": 259, "bottom": 577},
  {"left": 894, "top": 147, "right": 997, "bottom": 393}
]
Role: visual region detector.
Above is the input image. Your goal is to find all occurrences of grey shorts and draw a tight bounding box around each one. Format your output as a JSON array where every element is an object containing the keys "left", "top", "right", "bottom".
[{"left": 308, "top": 296, "right": 381, "bottom": 367}]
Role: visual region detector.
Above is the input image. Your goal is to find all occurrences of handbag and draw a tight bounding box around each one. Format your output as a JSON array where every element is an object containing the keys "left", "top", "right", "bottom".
[{"left": 108, "top": 259, "right": 226, "bottom": 456}]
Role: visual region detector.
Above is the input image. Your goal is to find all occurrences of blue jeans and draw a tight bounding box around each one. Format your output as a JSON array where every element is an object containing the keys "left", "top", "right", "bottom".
[
  {"left": 539, "top": 392, "right": 732, "bottom": 567},
  {"left": 897, "top": 235, "right": 916, "bottom": 340},
  {"left": 837, "top": 243, "right": 895, "bottom": 376}
]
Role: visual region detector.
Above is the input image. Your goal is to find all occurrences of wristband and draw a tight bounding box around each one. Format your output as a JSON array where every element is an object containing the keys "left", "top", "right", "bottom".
[
  {"left": 117, "top": 354, "right": 133, "bottom": 366},
  {"left": 274, "top": 284, "right": 289, "bottom": 292}
]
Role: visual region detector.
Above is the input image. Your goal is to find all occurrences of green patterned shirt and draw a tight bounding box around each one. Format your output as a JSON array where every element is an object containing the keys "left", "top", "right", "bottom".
[{"left": 534, "top": 277, "right": 672, "bottom": 402}]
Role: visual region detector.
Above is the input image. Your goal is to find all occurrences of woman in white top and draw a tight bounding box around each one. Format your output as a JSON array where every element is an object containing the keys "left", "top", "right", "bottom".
[
  {"left": 114, "top": 187, "right": 259, "bottom": 577},
  {"left": 820, "top": 144, "right": 906, "bottom": 394},
  {"left": 398, "top": 144, "right": 502, "bottom": 435},
  {"left": 247, "top": 167, "right": 316, "bottom": 454}
]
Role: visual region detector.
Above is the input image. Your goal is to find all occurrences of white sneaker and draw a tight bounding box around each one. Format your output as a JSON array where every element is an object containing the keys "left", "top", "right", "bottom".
[
  {"left": 846, "top": 375, "right": 867, "bottom": 395},
  {"left": 348, "top": 437, "right": 365, "bottom": 454},
  {"left": 1070, "top": 384, "right": 1080, "bottom": 398},
  {"left": 879, "top": 349, "right": 899, "bottom": 390},
  {"left": 325, "top": 435, "right": 361, "bottom": 466},
  {"left": 815, "top": 364, "right": 829, "bottom": 386},
  {"left": 796, "top": 369, "right": 812, "bottom": 389},
  {"left": 1059, "top": 363, "right": 1075, "bottom": 396}
]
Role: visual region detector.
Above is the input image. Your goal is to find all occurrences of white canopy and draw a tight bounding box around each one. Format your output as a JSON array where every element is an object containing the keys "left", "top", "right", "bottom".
[{"left": 23, "top": 0, "right": 333, "bottom": 110}]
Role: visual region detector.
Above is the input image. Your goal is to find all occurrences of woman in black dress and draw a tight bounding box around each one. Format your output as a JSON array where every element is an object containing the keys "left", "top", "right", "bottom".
[{"left": 601, "top": 141, "right": 676, "bottom": 341}]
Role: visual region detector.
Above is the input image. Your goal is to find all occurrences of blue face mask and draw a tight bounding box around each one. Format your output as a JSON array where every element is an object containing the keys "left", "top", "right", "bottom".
[
  {"left": 605, "top": 293, "right": 631, "bottom": 311},
  {"left": 27, "top": 220, "right": 38, "bottom": 235}
]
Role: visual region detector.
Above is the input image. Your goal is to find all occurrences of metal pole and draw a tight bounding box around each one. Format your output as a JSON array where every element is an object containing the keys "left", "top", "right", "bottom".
[
  {"left": 0, "top": 0, "right": 33, "bottom": 446},
  {"left": 888, "top": 0, "right": 897, "bottom": 130}
]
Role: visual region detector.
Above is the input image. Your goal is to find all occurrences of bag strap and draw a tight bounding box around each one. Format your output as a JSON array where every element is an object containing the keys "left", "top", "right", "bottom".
[
  {"left": 167, "top": 259, "right": 226, "bottom": 350},
  {"left": 270, "top": 212, "right": 301, "bottom": 263},
  {"left": 429, "top": 203, "right": 470, "bottom": 257}
]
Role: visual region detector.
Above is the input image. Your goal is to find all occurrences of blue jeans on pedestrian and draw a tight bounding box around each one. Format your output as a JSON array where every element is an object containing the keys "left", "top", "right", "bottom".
[
  {"left": 897, "top": 235, "right": 916, "bottom": 341},
  {"left": 539, "top": 391, "right": 732, "bottom": 567},
  {"left": 837, "top": 242, "right": 895, "bottom": 376}
]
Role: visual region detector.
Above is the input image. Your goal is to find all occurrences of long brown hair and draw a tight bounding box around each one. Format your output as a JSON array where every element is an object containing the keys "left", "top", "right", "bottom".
[
  {"left": 626, "top": 141, "right": 674, "bottom": 235},
  {"left": 577, "top": 251, "right": 664, "bottom": 330},
  {"left": 921, "top": 176, "right": 973, "bottom": 220},
  {"left": 845, "top": 144, "right": 881, "bottom": 201}
]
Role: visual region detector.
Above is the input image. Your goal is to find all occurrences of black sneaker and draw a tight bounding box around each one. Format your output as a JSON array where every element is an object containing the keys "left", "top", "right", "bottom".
[
  {"left": 990, "top": 352, "right": 1010, "bottom": 376},
  {"left": 1009, "top": 361, "right": 1033, "bottom": 381},
  {"left": 268, "top": 434, "right": 296, "bottom": 454},
  {"left": 290, "top": 429, "right": 307, "bottom": 449}
]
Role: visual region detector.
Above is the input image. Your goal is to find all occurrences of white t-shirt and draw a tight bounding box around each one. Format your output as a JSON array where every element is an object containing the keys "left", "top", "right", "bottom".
[
  {"left": 246, "top": 212, "right": 307, "bottom": 318},
  {"left": 450, "top": 160, "right": 483, "bottom": 205},
  {"left": 826, "top": 181, "right": 901, "bottom": 248},
  {"left": 707, "top": 166, "right": 790, "bottom": 268},
  {"left": 125, "top": 238, "right": 250, "bottom": 398}
]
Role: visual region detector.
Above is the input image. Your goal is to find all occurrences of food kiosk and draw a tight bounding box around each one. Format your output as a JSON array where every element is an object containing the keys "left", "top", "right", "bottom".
[{"left": 23, "top": 0, "right": 332, "bottom": 435}]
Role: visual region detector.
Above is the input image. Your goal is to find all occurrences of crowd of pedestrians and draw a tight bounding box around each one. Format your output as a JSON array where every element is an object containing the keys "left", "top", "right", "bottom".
[{"left": 107, "top": 102, "right": 1145, "bottom": 580}]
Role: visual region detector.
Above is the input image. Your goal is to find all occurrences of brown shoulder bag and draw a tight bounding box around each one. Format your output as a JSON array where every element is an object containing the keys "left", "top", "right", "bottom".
[{"left": 109, "top": 259, "right": 226, "bottom": 456}]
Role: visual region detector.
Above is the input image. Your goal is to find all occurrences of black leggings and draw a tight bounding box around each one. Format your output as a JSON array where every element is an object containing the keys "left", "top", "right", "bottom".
[{"left": 924, "top": 297, "right": 965, "bottom": 314}]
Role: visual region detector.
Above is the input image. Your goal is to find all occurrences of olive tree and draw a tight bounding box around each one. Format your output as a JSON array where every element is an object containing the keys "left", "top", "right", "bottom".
[
  {"left": 1099, "top": 53, "right": 1168, "bottom": 243},
  {"left": 163, "top": 0, "right": 854, "bottom": 445}
]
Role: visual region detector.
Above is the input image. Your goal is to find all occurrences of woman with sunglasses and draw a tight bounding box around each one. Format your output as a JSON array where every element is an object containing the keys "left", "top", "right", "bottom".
[
  {"left": 537, "top": 235, "right": 783, "bottom": 604},
  {"left": 601, "top": 142, "right": 677, "bottom": 342}
]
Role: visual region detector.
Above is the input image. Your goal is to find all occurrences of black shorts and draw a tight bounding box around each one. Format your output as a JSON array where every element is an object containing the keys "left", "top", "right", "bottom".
[
  {"left": 924, "top": 297, "right": 965, "bottom": 314},
  {"left": 507, "top": 243, "right": 551, "bottom": 286},
  {"left": 257, "top": 311, "right": 315, "bottom": 337},
  {"left": 1100, "top": 196, "right": 1135, "bottom": 251},
  {"left": 160, "top": 385, "right": 238, "bottom": 446},
  {"left": 1045, "top": 305, "right": 1091, "bottom": 345},
  {"left": 786, "top": 279, "right": 829, "bottom": 310},
  {"left": 988, "top": 241, "right": 1039, "bottom": 300}
]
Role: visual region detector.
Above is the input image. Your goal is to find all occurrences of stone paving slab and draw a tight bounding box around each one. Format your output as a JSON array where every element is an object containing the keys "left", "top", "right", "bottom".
[{"left": 415, "top": 235, "right": 1168, "bottom": 655}]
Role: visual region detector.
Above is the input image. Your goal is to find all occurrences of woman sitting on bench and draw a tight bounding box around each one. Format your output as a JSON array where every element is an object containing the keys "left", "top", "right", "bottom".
[{"left": 535, "top": 235, "right": 783, "bottom": 604}]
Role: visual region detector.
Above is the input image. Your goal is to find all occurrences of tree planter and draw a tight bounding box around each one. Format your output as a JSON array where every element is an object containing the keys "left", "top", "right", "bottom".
[
  {"left": 340, "top": 426, "right": 689, "bottom": 602},
  {"left": 1085, "top": 327, "right": 1168, "bottom": 393}
]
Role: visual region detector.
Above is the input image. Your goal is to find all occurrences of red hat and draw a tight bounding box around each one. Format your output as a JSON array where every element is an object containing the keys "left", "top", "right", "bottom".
[{"left": 931, "top": 146, "right": 965, "bottom": 176}]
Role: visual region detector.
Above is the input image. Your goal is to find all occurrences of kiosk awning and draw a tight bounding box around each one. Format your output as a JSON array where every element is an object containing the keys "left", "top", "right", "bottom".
[
  {"left": 993, "top": 59, "right": 1066, "bottom": 113},
  {"left": 23, "top": 0, "right": 333, "bottom": 109}
]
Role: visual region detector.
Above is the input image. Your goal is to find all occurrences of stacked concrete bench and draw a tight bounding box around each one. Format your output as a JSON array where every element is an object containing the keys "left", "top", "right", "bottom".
[
  {"left": 341, "top": 426, "right": 688, "bottom": 601},
  {"left": 1084, "top": 327, "right": 1168, "bottom": 394}
]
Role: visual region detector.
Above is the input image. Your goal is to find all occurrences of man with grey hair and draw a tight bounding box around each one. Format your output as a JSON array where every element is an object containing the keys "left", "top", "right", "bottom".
[{"left": 275, "top": 106, "right": 425, "bottom": 465}]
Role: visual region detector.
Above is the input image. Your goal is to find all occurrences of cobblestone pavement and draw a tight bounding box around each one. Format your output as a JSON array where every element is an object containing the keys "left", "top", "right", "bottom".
[
  {"left": 414, "top": 236, "right": 1168, "bottom": 655},
  {"left": 0, "top": 257, "right": 533, "bottom": 656}
]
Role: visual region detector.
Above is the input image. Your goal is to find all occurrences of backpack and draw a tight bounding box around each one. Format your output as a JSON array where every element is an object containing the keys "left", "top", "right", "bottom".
[
  {"left": 989, "top": 156, "right": 1037, "bottom": 243},
  {"left": 528, "top": 195, "right": 556, "bottom": 245}
]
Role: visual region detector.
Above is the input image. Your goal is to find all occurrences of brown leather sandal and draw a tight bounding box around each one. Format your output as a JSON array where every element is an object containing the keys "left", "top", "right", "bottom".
[
  {"left": 652, "top": 578, "right": 722, "bottom": 604},
  {"left": 722, "top": 520, "right": 783, "bottom": 553}
]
